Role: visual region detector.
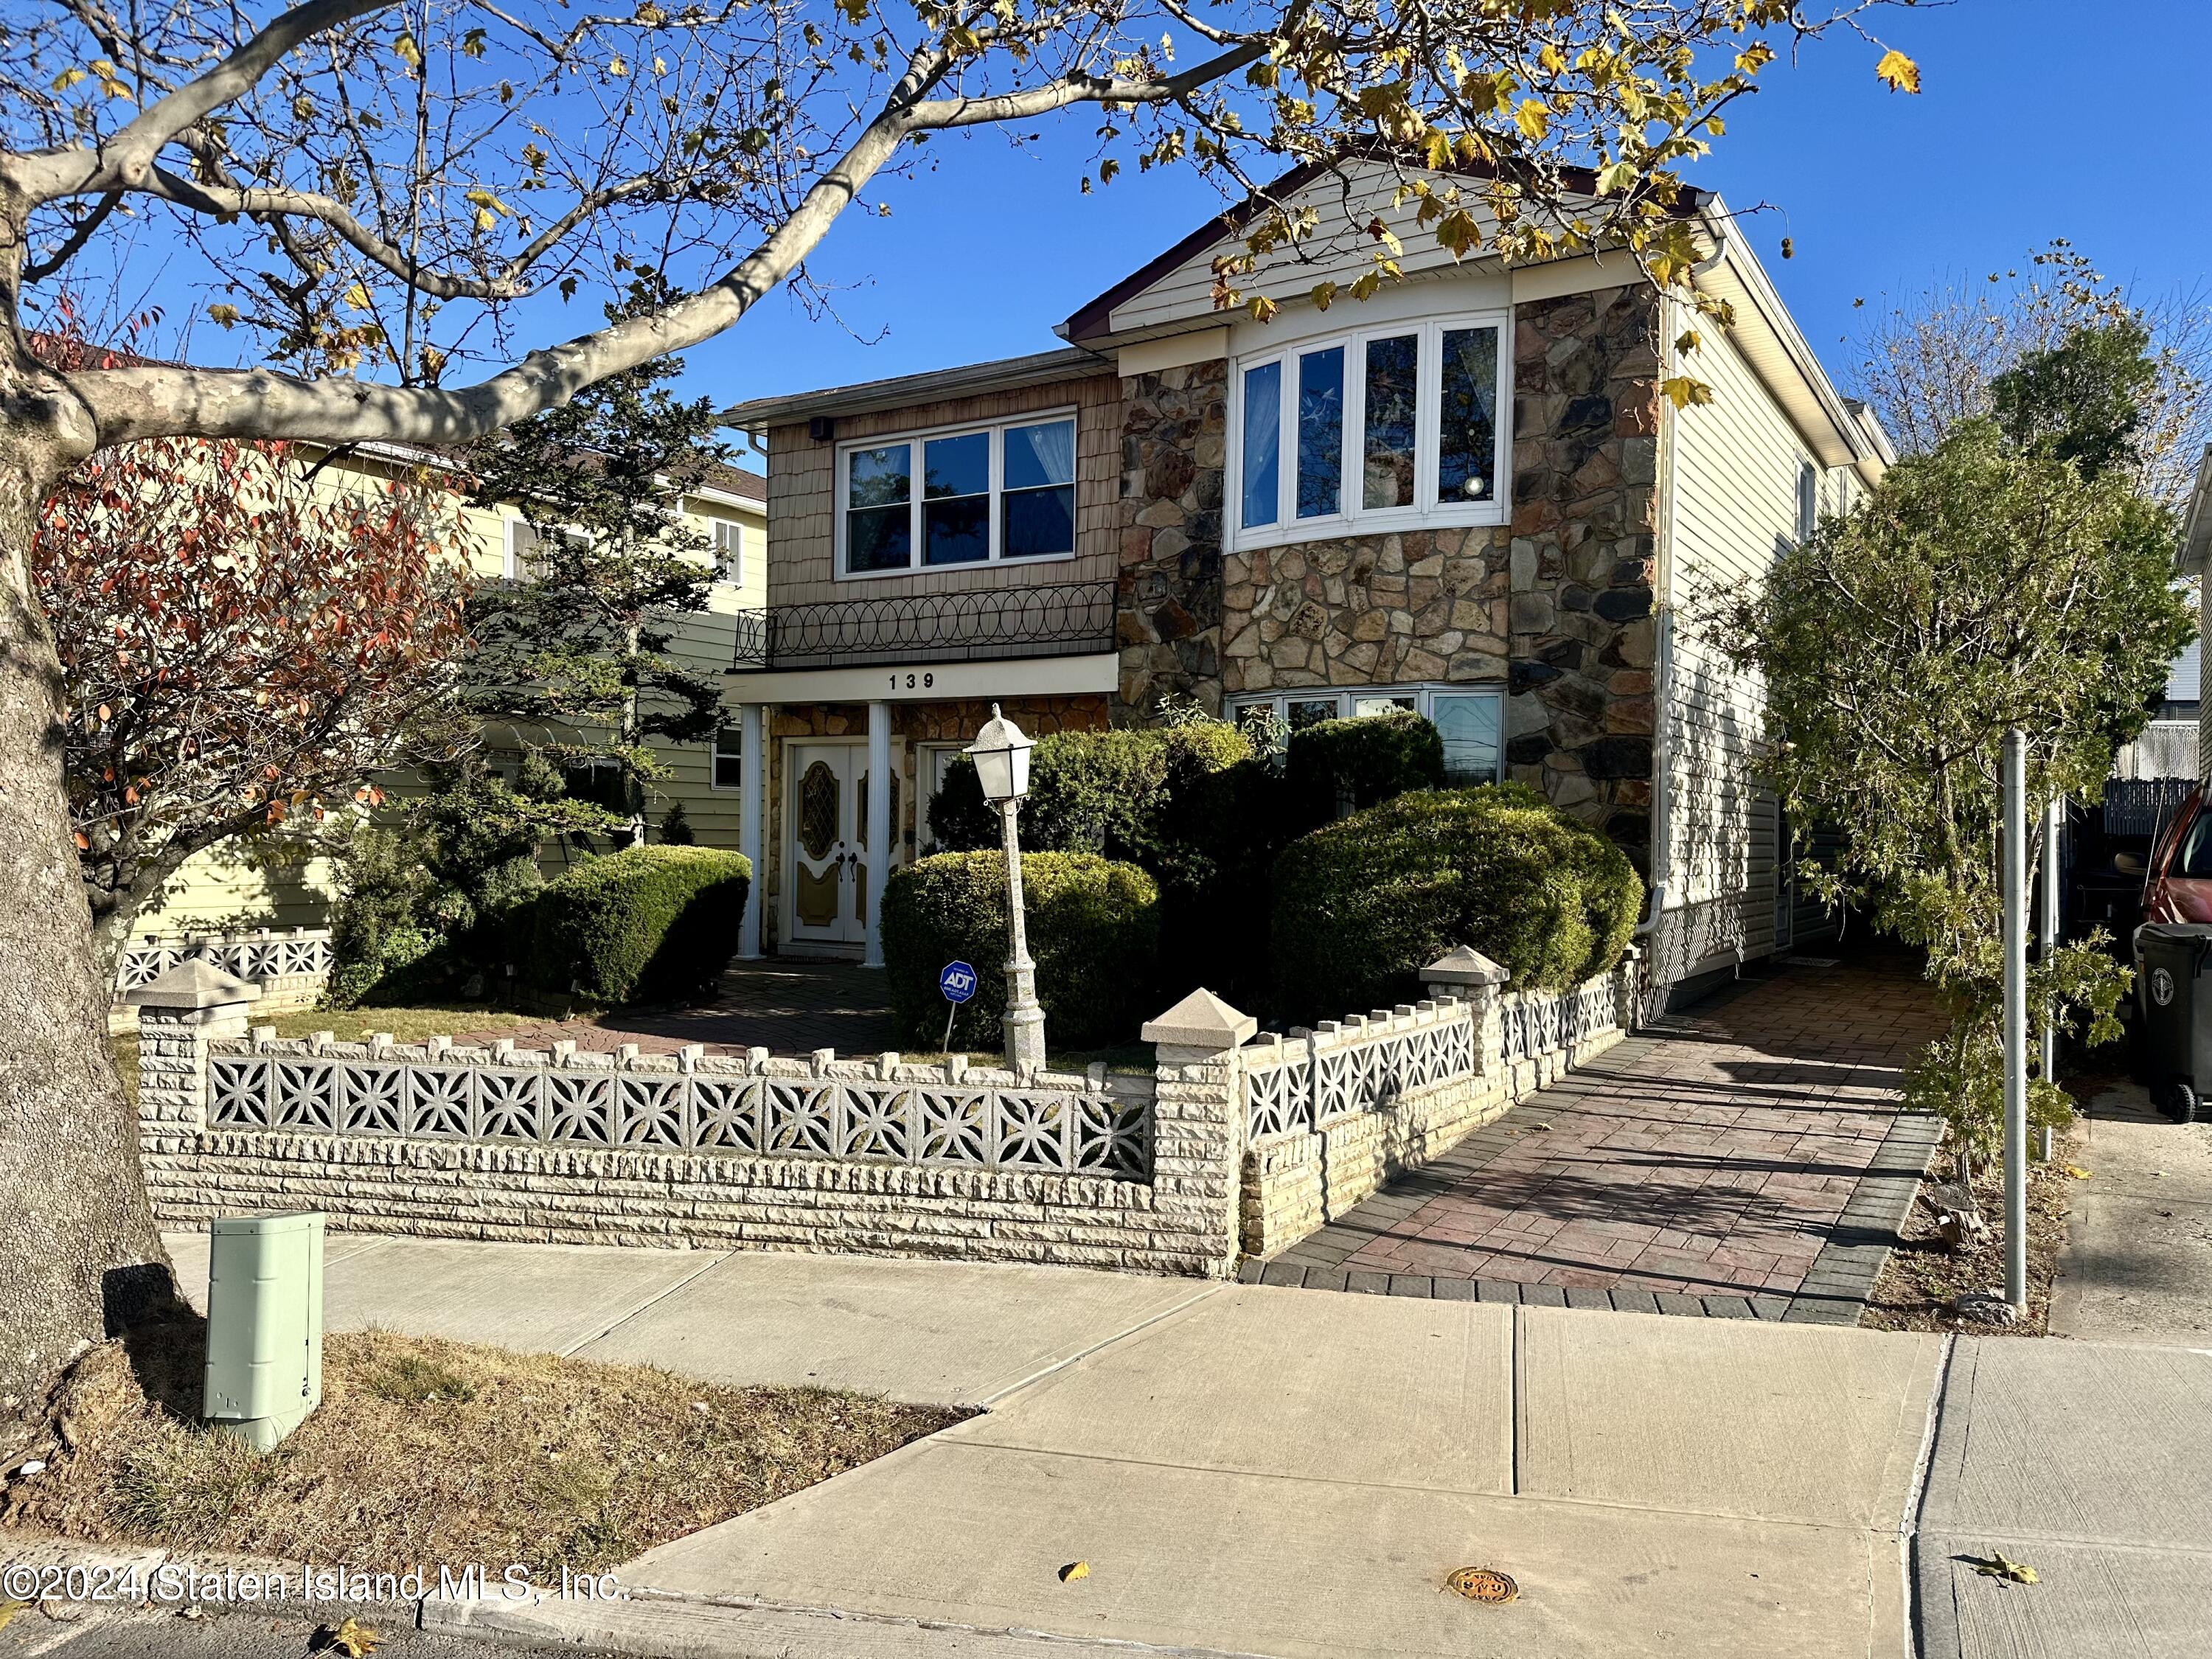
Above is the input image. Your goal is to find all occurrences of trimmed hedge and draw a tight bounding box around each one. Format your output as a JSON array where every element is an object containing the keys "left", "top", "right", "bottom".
[
  {"left": 1284, "top": 709, "right": 1445, "bottom": 829},
  {"left": 1271, "top": 783, "right": 1642, "bottom": 1020},
  {"left": 881, "top": 850, "right": 1160, "bottom": 1052},
  {"left": 526, "top": 846, "right": 751, "bottom": 1005}
]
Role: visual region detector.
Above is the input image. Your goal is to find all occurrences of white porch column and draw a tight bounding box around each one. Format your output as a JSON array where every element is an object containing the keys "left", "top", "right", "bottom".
[
  {"left": 738, "top": 701, "right": 766, "bottom": 960},
  {"left": 863, "top": 700, "right": 891, "bottom": 969}
]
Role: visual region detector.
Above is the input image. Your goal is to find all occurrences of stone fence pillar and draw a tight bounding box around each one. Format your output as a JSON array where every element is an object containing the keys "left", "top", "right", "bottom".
[
  {"left": 128, "top": 960, "right": 261, "bottom": 1151},
  {"left": 1141, "top": 988, "right": 1256, "bottom": 1279},
  {"left": 1611, "top": 942, "right": 1646, "bottom": 1034},
  {"left": 1422, "top": 945, "right": 1508, "bottom": 1068}
]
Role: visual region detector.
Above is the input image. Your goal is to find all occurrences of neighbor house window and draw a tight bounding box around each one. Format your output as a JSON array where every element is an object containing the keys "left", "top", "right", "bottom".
[
  {"left": 710, "top": 519, "right": 744, "bottom": 586},
  {"left": 710, "top": 724, "right": 743, "bottom": 790},
  {"left": 1795, "top": 462, "right": 1818, "bottom": 543},
  {"left": 839, "top": 413, "right": 1077, "bottom": 577},
  {"left": 1228, "top": 685, "right": 1504, "bottom": 784},
  {"left": 1233, "top": 312, "right": 1509, "bottom": 547}
]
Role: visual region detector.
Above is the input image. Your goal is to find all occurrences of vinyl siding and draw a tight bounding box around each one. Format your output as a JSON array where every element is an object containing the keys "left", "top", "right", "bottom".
[
  {"left": 763, "top": 372, "right": 1122, "bottom": 608},
  {"left": 1658, "top": 313, "right": 1830, "bottom": 984},
  {"left": 1106, "top": 161, "right": 1506, "bottom": 336}
]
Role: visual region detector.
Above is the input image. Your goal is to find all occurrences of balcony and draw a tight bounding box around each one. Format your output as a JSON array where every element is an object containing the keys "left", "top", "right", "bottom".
[{"left": 728, "top": 580, "right": 1116, "bottom": 673}]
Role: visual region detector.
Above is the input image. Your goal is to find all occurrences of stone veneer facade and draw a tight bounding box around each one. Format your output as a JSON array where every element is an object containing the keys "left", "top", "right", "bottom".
[
  {"left": 1111, "top": 284, "right": 1663, "bottom": 871},
  {"left": 1502, "top": 284, "right": 1663, "bottom": 866},
  {"left": 1113, "top": 360, "right": 1228, "bottom": 721}
]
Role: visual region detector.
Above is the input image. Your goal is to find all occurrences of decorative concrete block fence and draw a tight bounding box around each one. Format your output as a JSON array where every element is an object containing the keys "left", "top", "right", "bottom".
[
  {"left": 131, "top": 946, "right": 1643, "bottom": 1276},
  {"left": 114, "top": 928, "right": 333, "bottom": 1016}
]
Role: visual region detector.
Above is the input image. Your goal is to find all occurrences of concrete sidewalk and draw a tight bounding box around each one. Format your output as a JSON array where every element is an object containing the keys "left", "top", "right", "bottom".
[
  {"left": 2048, "top": 1084, "right": 2212, "bottom": 1346},
  {"left": 161, "top": 1232, "right": 2212, "bottom": 1659}
]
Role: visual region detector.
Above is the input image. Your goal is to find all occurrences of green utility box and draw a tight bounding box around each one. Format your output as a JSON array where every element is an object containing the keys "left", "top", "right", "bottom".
[{"left": 202, "top": 1211, "right": 325, "bottom": 1450}]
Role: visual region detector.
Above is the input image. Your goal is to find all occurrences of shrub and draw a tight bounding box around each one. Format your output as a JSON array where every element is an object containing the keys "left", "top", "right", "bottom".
[
  {"left": 925, "top": 730, "right": 1169, "bottom": 858},
  {"left": 1284, "top": 709, "right": 1445, "bottom": 829},
  {"left": 881, "top": 851, "right": 1160, "bottom": 1052},
  {"left": 525, "top": 846, "right": 751, "bottom": 1005},
  {"left": 1270, "top": 784, "right": 1643, "bottom": 1019}
]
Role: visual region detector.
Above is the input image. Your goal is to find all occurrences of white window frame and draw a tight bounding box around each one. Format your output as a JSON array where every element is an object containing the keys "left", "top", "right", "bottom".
[
  {"left": 1227, "top": 309, "right": 1512, "bottom": 554},
  {"left": 835, "top": 408, "right": 1080, "bottom": 581},
  {"left": 1795, "top": 462, "right": 1818, "bottom": 543},
  {"left": 914, "top": 741, "right": 967, "bottom": 850},
  {"left": 710, "top": 518, "right": 745, "bottom": 587},
  {"left": 1225, "top": 684, "right": 1507, "bottom": 784},
  {"left": 709, "top": 723, "right": 744, "bottom": 791}
]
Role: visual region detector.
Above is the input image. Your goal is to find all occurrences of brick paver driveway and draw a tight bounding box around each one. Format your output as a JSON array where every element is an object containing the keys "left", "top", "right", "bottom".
[{"left": 1266, "top": 952, "right": 1947, "bottom": 1307}]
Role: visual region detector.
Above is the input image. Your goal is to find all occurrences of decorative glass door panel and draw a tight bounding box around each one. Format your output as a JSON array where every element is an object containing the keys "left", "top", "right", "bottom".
[{"left": 788, "top": 745, "right": 858, "bottom": 945}]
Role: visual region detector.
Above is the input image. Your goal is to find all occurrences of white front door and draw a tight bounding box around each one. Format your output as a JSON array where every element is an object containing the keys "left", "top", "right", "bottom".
[{"left": 787, "top": 742, "right": 901, "bottom": 950}]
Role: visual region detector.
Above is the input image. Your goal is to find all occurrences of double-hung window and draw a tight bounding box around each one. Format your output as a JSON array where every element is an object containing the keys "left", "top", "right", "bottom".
[
  {"left": 710, "top": 724, "right": 743, "bottom": 790},
  {"left": 710, "top": 519, "right": 744, "bottom": 586},
  {"left": 1232, "top": 312, "right": 1509, "bottom": 550},
  {"left": 839, "top": 413, "right": 1077, "bottom": 577}
]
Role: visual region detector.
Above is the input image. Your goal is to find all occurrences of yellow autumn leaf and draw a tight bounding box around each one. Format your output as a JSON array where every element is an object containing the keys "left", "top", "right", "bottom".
[
  {"left": 1514, "top": 99, "right": 1550, "bottom": 142},
  {"left": 2062, "top": 1164, "right": 2091, "bottom": 1180},
  {"left": 52, "top": 66, "right": 89, "bottom": 91},
  {"left": 343, "top": 283, "right": 372, "bottom": 310},
  {"left": 393, "top": 31, "right": 421, "bottom": 68},
  {"left": 1874, "top": 49, "right": 1921, "bottom": 94},
  {"left": 1247, "top": 295, "right": 1278, "bottom": 323},
  {"left": 1674, "top": 329, "right": 1702, "bottom": 354},
  {"left": 1660, "top": 375, "right": 1713, "bottom": 409},
  {"left": 1594, "top": 159, "right": 1638, "bottom": 195},
  {"left": 207, "top": 303, "right": 240, "bottom": 327},
  {"left": 1058, "top": 1562, "right": 1089, "bottom": 1582},
  {"left": 327, "top": 1615, "right": 380, "bottom": 1656}
]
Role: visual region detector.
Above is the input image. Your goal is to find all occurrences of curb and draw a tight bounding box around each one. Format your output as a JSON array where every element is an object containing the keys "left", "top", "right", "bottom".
[
  {"left": 0, "top": 1532, "right": 1265, "bottom": 1659},
  {"left": 1780, "top": 1107, "right": 1944, "bottom": 1325},
  {"left": 425, "top": 1584, "right": 1279, "bottom": 1659}
]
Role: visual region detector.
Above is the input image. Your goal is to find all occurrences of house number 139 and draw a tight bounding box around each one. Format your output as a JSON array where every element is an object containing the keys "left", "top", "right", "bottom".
[{"left": 890, "top": 672, "right": 934, "bottom": 689}]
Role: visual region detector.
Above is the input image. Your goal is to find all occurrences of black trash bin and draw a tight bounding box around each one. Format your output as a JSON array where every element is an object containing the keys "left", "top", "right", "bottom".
[{"left": 2134, "top": 922, "right": 2212, "bottom": 1121}]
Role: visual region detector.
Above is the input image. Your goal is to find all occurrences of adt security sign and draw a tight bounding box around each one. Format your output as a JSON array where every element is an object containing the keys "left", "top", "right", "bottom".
[{"left": 939, "top": 961, "right": 978, "bottom": 1004}]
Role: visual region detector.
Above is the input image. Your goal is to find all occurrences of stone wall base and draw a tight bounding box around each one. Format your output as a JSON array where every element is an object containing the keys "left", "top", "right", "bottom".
[{"left": 143, "top": 1134, "right": 1225, "bottom": 1277}]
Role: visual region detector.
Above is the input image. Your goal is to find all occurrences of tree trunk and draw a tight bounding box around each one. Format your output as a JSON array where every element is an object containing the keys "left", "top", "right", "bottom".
[{"left": 0, "top": 375, "right": 174, "bottom": 1413}]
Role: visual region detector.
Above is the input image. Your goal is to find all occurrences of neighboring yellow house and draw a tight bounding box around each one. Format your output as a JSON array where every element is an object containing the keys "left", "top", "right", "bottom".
[{"left": 128, "top": 438, "right": 770, "bottom": 936}]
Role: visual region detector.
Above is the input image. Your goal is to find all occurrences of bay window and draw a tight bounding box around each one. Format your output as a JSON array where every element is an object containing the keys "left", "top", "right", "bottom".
[
  {"left": 839, "top": 413, "right": 1077, "bottom": 577},
  {"left": 1233, "top": 311, "right": 1509, "bottom": 547}
]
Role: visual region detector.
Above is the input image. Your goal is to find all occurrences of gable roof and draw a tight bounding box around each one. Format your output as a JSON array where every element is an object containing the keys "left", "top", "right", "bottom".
[
  {"left": 1060, "top": 153, "right": 1706, "bottom": 347},
  {"left": 721, "top": 347, "right": 1116, "bottom": 432}
]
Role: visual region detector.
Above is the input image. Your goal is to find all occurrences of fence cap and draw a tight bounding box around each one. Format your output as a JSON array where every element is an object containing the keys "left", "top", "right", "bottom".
[
  {"left": 1422, "top": 945, "right": 1509, "bottom": 987},
  {"left": 1141, "top": 987, "right": 1256, "bottom": 1051},
  {"left": 125, "top": 958, "right": 264, "bottom": 1011}
]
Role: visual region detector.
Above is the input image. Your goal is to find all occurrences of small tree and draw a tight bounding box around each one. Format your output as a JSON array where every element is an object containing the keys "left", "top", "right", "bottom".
[
  {"left": 1853, "top": 244, "right": 2212, "bottom": 509},
  {"left": 1717, "top": 324, "right": 2196, "bottom": 1169},
  {"left": 35, "top": 436, "right": 470, "bottom": 970},
  {"left": 462, "top": 333, "right": 730, "bottom": 848}
]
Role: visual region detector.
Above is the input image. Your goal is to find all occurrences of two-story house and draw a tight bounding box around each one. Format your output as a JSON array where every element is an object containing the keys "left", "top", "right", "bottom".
[
  {"left": 132, "top": 442, "right": 769, "bottom": 934},
  {"left": 721, "top": 159, "right": 1892, "bottom": 1008}
]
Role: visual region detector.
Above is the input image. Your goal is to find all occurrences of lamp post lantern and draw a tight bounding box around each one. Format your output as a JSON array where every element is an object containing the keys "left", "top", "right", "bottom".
[{"left": 967, "top": 704, "right": 1046, "bottom": 1074}]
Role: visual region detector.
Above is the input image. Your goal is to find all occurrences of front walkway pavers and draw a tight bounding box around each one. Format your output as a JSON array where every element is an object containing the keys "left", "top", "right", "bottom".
[{"left": 1256, "top": 957, "right": 1949, "bottom": 1321}]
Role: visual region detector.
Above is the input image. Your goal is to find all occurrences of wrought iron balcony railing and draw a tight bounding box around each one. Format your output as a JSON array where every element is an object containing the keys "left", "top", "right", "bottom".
[{"left": 728, "top": 580, "right": 1116, "bottom": 672}]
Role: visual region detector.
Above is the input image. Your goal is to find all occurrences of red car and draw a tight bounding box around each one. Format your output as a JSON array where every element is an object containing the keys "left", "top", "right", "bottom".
[{"left": 2145, "top": 787, "right": 2212, "bottom": 925}]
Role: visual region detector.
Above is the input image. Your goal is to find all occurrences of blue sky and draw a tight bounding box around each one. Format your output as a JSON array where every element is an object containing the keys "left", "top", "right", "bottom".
[{"left": 678, "top": 0, "right": 2212, "bottom": 424}]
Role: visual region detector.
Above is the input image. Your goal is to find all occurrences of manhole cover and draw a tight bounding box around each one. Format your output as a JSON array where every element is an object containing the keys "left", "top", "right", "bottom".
[{"left": 1447, "top": 1567, "right": 1518, "bottom": 1604}]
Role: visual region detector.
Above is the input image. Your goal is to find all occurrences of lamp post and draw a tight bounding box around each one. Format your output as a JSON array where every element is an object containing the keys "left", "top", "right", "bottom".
[{"left": 967, "top": 704, "right": 1046, "bottom": 1074}]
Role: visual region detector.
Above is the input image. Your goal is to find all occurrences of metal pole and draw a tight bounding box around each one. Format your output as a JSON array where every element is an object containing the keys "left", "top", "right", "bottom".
[
  {"left": 2002, "top": 730, "right": 2029, "bottom": 1312},
  {"left": 1000, "top": 798, "right": 1046, "bottom": 1074},
  {"left": 2038, "top": 796, "right": 2061, "bottom": 1162}
]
